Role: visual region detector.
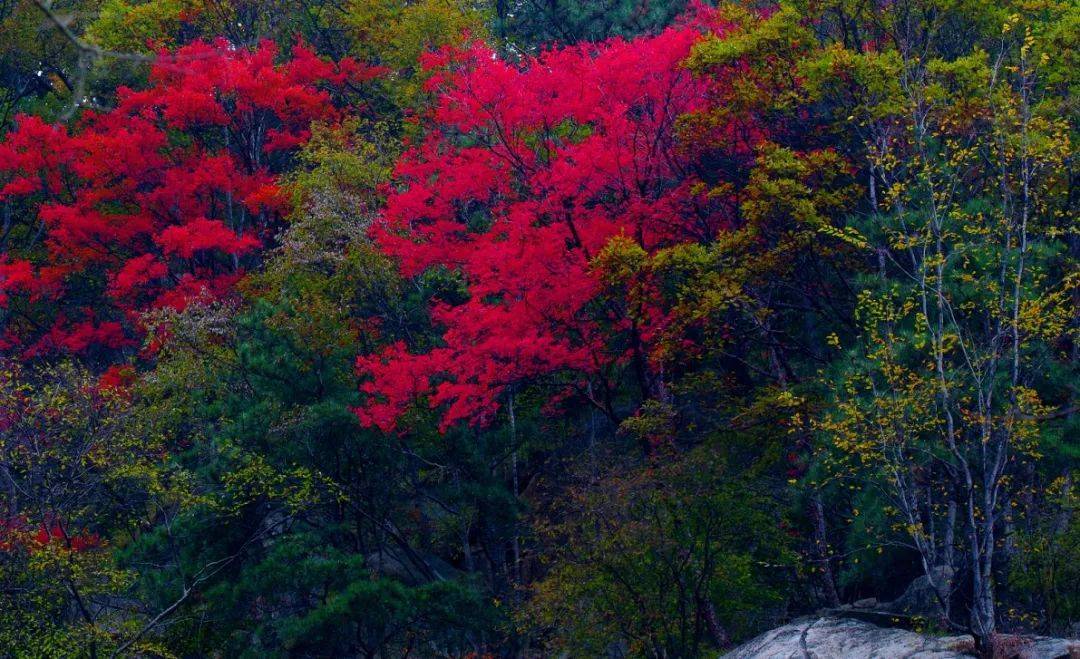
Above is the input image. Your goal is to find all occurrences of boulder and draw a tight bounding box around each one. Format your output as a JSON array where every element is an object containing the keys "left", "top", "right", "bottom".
[
  {"left": 884, "top": 566, "right": 953, "bottom": 617},
  {"left": 363, "top": 550, "right": 460, "bottom": 585},
  {"left": 723, "top": 617, "right": 974, "bottom": 658},
  {"left": 999, "top": 634, "right": 1080, "bottom": 659},
  {"left": 723, "top": 617, "right": 1080, "bottom": 659}
]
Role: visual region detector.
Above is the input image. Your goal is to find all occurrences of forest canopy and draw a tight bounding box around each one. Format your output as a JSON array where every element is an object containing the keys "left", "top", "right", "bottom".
[{"left": 0, "top": 0, "right": 1076, "bottom": 656}]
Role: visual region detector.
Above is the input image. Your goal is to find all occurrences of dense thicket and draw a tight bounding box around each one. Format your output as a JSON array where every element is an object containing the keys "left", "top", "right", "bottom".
[{"left": 0, "top": 0, "right": 1076, "bottom": 657}]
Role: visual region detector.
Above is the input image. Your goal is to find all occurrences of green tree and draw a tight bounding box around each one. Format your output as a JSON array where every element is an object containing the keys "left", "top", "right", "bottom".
[
  {"left": 0, "top": 360, "right": 181, "bottom": 657},
  {"left": 810, "top": 1, "right": 1077, "bottom": 647},
  {"left": 527, "top": 442, "right": 795, "bottom": 656}
]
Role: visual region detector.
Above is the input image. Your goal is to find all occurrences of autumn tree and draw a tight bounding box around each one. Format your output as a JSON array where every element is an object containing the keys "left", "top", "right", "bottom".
[
  {"left": 0, "top": 39, "right": 378, "bottom": 358},
  {"left": 0, "top": 360, "right": 183, "bottom": 656},
  {"left": 807, "top": 0, "right": 1077, "bottom": 648},
  {"left": 353, "top": 7, "right": 785, "bottom": 433}
]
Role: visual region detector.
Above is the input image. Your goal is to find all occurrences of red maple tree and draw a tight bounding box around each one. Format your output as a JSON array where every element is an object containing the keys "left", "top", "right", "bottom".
[
  {"left": 0, "top": 39, "right": 380, "bottom": 357},
  {"left": 354, "top": 8, "right": 774, "bottom": 433}
]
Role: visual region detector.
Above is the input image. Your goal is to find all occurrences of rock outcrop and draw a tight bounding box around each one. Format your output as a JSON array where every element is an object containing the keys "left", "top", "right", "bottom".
[
  {"left": 723, "top": 617, "right": 1080, "bottom": 659},
  {"left": 885, "top": 566, "right": 954, "bottom": 617}
]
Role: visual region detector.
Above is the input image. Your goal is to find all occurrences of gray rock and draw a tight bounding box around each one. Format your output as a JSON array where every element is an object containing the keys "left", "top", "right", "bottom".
[
  {"left": 723, "top": 617, "right": 1080, "bottom": 659},
  {"left": 854, "top": 598, "right": 879, "bottom": 609},
  {"left": 979, "top": 633, "right": 1080, "bottom": 659},
  {"left": 885, "top": 566, "right": 954, "bottom": 617},
  {"left": 363, "top": 550, "right": 460, "bottom": 585},
  {"left": 723, "top": 617, "right": 975, "bottom": 659},
  {"left": 1013, "top": 635, "right": 1080, "bottom": 659}
]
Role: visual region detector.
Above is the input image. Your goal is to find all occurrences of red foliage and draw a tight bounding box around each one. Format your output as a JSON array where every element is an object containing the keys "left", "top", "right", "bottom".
[
  {"left": 0, "top": 516, "right": 101, "bottom": 553},
  {"left": 33, "top": 523, "right": 101, "bottom": 551},
  {"left": 0, "top": 40, "right": 379, "bottom": 357},
  {"left": 355, "top": 11, "right": 768, "bottom": 433},
  {"left": 97, "top": 363, "right": 137, "bottom": 394}
]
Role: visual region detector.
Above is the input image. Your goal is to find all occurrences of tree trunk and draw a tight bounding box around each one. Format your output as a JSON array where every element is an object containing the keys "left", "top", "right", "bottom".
[{"left": 809, "top": 493, "right": 841, "bottom": 607}]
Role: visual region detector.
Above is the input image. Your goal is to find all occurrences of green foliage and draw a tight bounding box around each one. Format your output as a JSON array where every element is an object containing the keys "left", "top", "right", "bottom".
[
  {"left": 344, "top": 0, "right": 488, "bottom": 68},
  {"left": 343, "top": 0, "right": 488, "bottom": 105},
  {"left": 504, "top": 0, "right": 691, "bottom": 47},
  {"left": 0, "top": 0, "right": 83, "bottom": 123},
  {"left": 88, "top": 0, "right": 201, "bottom": 51},
  {"left": 527, "top": 444, "right": 796, "bottom": 656},
  {"left": 1010, "top": 477, "right": 1080, "bottom": 631},
  {"left": 0, "top": 361, "right": 182, "bottom": 656}
]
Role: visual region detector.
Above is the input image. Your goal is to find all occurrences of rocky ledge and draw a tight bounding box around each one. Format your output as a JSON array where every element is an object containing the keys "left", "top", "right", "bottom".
[{"left": 723, "top": 617, "right": 1079, "bottom": 659}]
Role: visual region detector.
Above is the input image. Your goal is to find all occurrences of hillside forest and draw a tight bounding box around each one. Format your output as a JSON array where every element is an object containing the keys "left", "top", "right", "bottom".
[{"left": 0, "top": 0, "right": 1077, "bottom": 656}]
